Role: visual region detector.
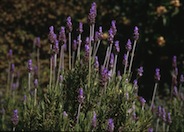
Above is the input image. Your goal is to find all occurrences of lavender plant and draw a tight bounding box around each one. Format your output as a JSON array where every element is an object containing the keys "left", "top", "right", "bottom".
[{"left": 1, "top": 2, "right": 184, "bottom": 132}]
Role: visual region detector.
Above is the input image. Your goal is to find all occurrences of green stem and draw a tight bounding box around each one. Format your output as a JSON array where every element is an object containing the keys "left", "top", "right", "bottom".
[
  {"left": 105, "top": 43, "right": 113, "bottom": 69},
  {"left": 56, "top": 45, "right": 63, "bottom": 89},
  {"left": 76, "top": 103, "right": 81, "bottom": 124},
  {"left": 34, "top": 88, "right": 37, "bottom": 106},
  {"left": 103, "top": 47, "right": 109, "bottom": 68},
  {"left": 156, "top": 118, "right": 160, "bottom": 132},
  {"left": 123, "top": 51, "right": 130, "bottom": 76},
  {"left": 72, "top": 51, "right": 75, "bottom": 69},
  {"left": 128, "top": 40, "right": 137, "bottom": 77},
  {"left": 37, "top": 48, "right": 40, "bottom": 80},
  {"left": 150, "top": 83, "right": 158, "bottom": 111},
  {"left": 69, "top": 32, "right": 72, "bottom": 70},
  {"left": 93, "top": 40, "right": 101, "bottom": 60},
  {"left": 49, "top": 56, "right": 53, "bottom": 89},
  {"left": 77, "top": 34, "right": 82, "bottom": 61}
]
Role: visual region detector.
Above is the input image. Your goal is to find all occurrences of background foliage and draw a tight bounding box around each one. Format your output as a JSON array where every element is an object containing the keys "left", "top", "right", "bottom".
[{"left": 0, "top": 0, "right": 184, "bottom": 99}]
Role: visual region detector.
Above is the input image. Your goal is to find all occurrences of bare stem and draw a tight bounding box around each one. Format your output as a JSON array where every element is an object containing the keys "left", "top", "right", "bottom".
[
  {"left": 128, "top": 40, "right": 137, "bottom": 77},
  {"left": 150, "top": 83, "right": 158, "bottom": 111},
  {"left": 69, "top": 32, "right": 72, "bottom": 70},
  {"left": 76, "top": 103, "right": 81, "bottom": 124},
  {"left": 123, "top": 51, "right": 130, "bottom": 76}
]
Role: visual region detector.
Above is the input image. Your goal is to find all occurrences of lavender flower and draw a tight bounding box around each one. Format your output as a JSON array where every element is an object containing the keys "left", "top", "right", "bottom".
[
  {"left": 98, "top": 26, "right": 103, "bottom": 39},
  {"left": 11, "top": 109, "right": 19, "bottom": 126},
  {"left": 107, "top": 118, "right": 114, "bottom": 132},
  {"left": 66, "top": 16, "right": 72, "bottom": 32},
  {"left": 172, "top": 56, "right": 177, "bottom": 68},
  {"left": 58, "top": 26, "right": 67, "bottom": 45},
  {"left": 111, "top": 20, "right": 117, "bottom": 36},
  {"left": 85, "top": 44, "right": 90, "bottom": 61},
  {"left": 88, "top": 2, "right": 97, "bottom": 25},
  {"left": 28, "top": 59, "right": 33, "bottom": 72},
  {"left": 78, "top": 22, "right": 83, "bottom": 34},
  {"left": 148, "top": 128, "right": 153, "bottom": 132},
  {"left": 154, "top": 68, "right": 161, "bottom": 82},
  {"left": 94, "top": 56, "right": 99, "bottom": 71},
  {"left": 157, "top": 106, "right": 162, "bottom": 118},
  {"left": 173, "top": 86, "right": 178, "bottom": 97},
  {"left": 123, "top": 54, "right": 127, "bottom": 65},
  {"left": 137, "top": 66, "right": 143, "bottom": 77},
  {"left": 126, "top": 39, "right": 132, "bottom": 51},
  {"left": 92, "top": 111, "right": 97, "bottom": 128},
  {"left": 139, "top": 96, "right": 146, "bottom": 106},
  {"left": 114, "top": 40, "right": 120, "bottom": 54},
  {"left": 133, "top": 26, "right": 139, "bottom": 41},
  {"left": 109, "top": 53, "right": 114, "bottom": 69},
  {"left": 180, "top": 74, "right": 184, "bottom": 84},
  {"left": 78, "top": 88, "right": 84, "bottom": 104},
  {"left": 167, "top": 112, "right": 172, "bottom": 125},
  {"left": 10, "top": 63, "right": 15, "bottom": 73},
  {"left": 72, "top": 39, "right": 77, "bottom": 51},
  {"left": 33, "top": 66, "right": 38, "bottom": 78},
  {"left": 12, "top": 83, "right": 17, "bottom": 90},
  {"left": 34, "top": 37, "right": 41, "bottom": 48},
  {"left": 7, "top": 49, "right": 13, "bottom": 60},
  {"left": 94, "top": 31, "right": 100, "bottom": 42},
  {"left": 100, "top": 67, "right": 108, "bottom": 87},
  {"left": 108, "top": 28, "right": 114, "bottom": 44},
  {"left": 63, "top": 111, "right": 68, "bottom": 117},
  {"left": 52, "top": 40, "right": 59, "bottom": 54},
  {"left": 34, "top": 79, "right": 38, "bottom": 88},
  {"left": 48, "top": 26, "right": 57, "bottom": 44},
  {"left": 161, "top": 107, "right": 166, "bottom": 122}
]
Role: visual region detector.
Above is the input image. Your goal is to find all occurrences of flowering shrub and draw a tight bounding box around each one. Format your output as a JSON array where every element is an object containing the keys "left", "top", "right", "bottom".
[{"left": 0, "top": 1, "right": 184, "bottom": 132}]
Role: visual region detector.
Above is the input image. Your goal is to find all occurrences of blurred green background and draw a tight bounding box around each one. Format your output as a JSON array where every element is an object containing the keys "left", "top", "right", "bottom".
[{"left": 0, "top": 0, "right": 184, "bottom": 100}]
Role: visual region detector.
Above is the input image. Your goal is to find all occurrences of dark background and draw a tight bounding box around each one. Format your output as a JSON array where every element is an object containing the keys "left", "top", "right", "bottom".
[{"left": 0, "top": 0, "right": 184, "bottom": 101}]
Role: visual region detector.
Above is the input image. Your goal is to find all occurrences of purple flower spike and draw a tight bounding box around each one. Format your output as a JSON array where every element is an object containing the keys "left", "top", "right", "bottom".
[
  {"left": 111, "top": 20, "right": 117, "bottom": 36},
  {"left": 28, "top": 59, "right": 33, "bottom": 72},
  {"left": 126, "top": 39, "right": 132, "bottom": 51},
  {"left": 114, "top": 40, "right": 120, "bottom": 53},
  {"left": 88, "top": 2, "right": 97, "bottom": 25},
  {"left": 139, "top": 96, "right": 146, "bottom": 106},
  {"left": 66, "top": 16, "right": 72, "bottom": 32},
  {"left": 95, "top": 31, "right": 100, "bottom": 42},
  {"left": 148, "top": 128, "right": 153, "bottom": 132},
  {"left": 11, "top": 63, "right": 15, "bottom": 73},
  {"left": 107, "top": 118, "right": 114, "bottom": 132},
  {"left": 110, "top": 53, "right": 114, "bottom": 69},
  {"left": 157, "top": 106, "right": 162, "bottom": 118},
  {"left": 34, "top": 79, "right": 38, "bottom": 88},
  {"left": 78, "top": 88, "right": 84, "bottom": 104},
  {"left": 123, "top": 54, "right": 127, "bottom": 65},
  {"left": 133, "top": 26, "right": 139, "bottom": 40},
  {"left": 78, "top": 22, "right": 83, "bottom": 34},
  {"left": 53, "top": 40, "right": 59, "bottom": 54},
  {"left": 167, "top": 112, "right": 172, "bottom": 125},
  {"left": 63, "top": 111, "right": 68, "bottom": 118},
  {"left": 162, "top": 107, "right": 166, "bottom": 122},
  {"left": 172, "top": 56, "right": 177, "bottom": 68},
  {"left": 11, "top": 109, "right": 19, "bottom": 126},
  {"left": 154, "top": 68, "right": 161, "bottom": 82},
  {"left": 173, "top": 86, "right": 178, "bottom": 97},
  {"left": 94, "top": 56, "right": 99, "bottom": 70},
  {"left": 72, "top": 39, "right": 77, "bottom": 51},
  {"left": 137, "top": 66, "right": 143, "bottom": 77},
  {"left": 59, "top": 26, "right": 67, "bottom": 45},
  {"left": 85, "top": 44, "right": 90, "bottom": 61},
  {"left": 100, "top": 67, "right": 108, "bottom": 87},
  {"left": 48, "top": 26, "right": 57, "bottom": 44},
  {"left": 92, "top": 111, "right": 97, "bottom": 128},
  {"left": 99, "top": 26, "right": 103, "bottom": 39},
  {"left": 108, "top": 28, "right": 114, "bottom": 44},
  {"left": 180, "top": 74, "right": 184, "bottom": 84},
  {"left": 34, "top": 37, "right": 41, "bottom": 48},
  {"left": 7, "top": 49, "right": 13, "bottom": 60}
]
